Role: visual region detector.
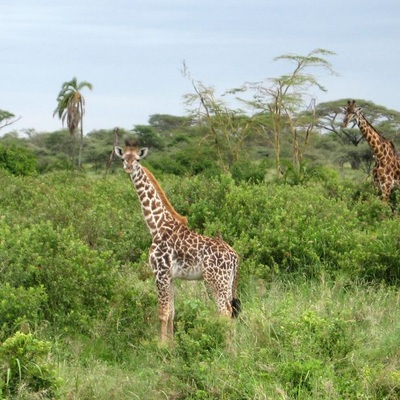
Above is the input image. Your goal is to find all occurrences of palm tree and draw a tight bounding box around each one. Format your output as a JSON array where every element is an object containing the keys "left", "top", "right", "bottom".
[{"left": 53, "top": 77, "right": 93, "bottom": 169}]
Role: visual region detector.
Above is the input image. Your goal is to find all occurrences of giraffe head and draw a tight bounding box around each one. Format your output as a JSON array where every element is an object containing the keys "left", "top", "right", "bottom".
[
  {"left": 115, "top": 140, "right": 148, "bottom": 174},
  {"left": 342, "top": 100, "right": 361, "bottom": 128}
]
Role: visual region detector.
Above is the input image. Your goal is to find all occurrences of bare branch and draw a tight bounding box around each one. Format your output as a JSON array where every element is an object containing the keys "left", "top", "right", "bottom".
[{"left": 106, "top": 127, "right": 120, "bottom": 174}]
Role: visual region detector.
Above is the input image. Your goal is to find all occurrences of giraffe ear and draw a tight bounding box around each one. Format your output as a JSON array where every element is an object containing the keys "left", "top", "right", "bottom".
[
  {"left": 114, "top": 146, "right": 124, "bottom": 159},
  {"left": 139, "top": 147, "right": 148, "bottom": 159}
]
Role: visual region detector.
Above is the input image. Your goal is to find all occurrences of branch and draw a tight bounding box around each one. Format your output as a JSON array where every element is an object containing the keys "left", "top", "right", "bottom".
[
  {"left": 105, "top": 127, "right": 120, "bottom": 174},
  {"left": 0, "top": 115, "right": 22, "bottom": 130}
]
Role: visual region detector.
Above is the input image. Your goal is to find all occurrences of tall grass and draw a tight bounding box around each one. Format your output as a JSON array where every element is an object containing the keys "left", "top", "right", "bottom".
[{"left": 53, "top": 276, "right": 400, "bottom": 399}]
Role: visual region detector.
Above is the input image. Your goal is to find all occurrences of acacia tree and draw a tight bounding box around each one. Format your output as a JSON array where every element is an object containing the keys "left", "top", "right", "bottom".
[
  {"left": 240, "top": 49, "right": 337, "bottom": 177},
  {"left": 53, "top": 77, "right": 93, "bottom": 169},
  {"left": 0, "top": 109, "right": 21, "bottom": 131},
  {"left": 148, "top": 114, "right": 193, "bottom": 133},
  {"left": 182, "top": 63, "right": 256, "bottom": 172}
]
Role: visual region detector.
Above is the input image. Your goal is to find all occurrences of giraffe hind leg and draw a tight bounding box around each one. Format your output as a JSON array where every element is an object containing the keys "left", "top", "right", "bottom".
[
  {"left": 204, "top": 265, "right": 240, "bottom": 318},
  {"left": 212, "top": 285, "right": 235, "bottom": 318}
]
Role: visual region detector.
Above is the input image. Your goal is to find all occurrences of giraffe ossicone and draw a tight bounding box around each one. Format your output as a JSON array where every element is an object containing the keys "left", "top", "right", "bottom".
[
  {"left": 115, "top": 140, "right": 240, "bottom": 343},
  {"left": 342, "top": 100, "right": 400, "bottom": 203}
]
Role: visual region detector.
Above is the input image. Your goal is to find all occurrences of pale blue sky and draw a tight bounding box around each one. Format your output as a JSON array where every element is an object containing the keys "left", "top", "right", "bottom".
[{"left": 1, "top": 0, "right": 399, "bottom": 134}]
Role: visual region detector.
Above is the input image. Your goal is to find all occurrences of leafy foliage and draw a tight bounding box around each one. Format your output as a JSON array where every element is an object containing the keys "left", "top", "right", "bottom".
[
  {"left": 0, "top": 285, "right": 47, "bottom": 341},
  {"left": 94, "top": 267, "right": 158, "bottom": 360},
  {"left": 0, "top": 158, "right": 400, "bottom": 398},
  {"left": 0, "top": 332, "right": 61, "bottom": 398},
  {"left": 0, "top": 143, "right": 37, "bottom": 176},
  {"left": 0, "top": 220, "right": 117, "bottom": 332}
]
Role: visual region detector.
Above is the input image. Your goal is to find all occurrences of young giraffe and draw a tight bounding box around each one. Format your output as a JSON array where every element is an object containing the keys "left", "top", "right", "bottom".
[
  {"left": 342, "top": 100, "right": 400, "bottom": 202},
  {"left": 115, "top": 140, "right": 240, "bottom": 343}
]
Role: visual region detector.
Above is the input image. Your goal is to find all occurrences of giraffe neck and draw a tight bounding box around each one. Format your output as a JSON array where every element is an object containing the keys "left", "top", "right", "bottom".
[
  {"left": 130, "top": 163, "right": 180, "bottom": 237},
  {"left": 355, "top": 112, "right": 393, "bottom": 160}
]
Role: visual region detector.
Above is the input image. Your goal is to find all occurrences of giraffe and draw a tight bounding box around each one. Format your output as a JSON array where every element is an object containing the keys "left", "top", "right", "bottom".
[
  {"left": 115, "top": 140, "right": 240, "bottom": 343},
  {"left": 342, "top": 100, "right": 400, "bottom": 202}
]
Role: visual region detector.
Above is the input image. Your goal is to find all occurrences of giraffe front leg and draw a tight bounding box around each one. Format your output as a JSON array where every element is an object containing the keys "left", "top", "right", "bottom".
[
  {"left": 156, "top": 278, "right": 174, "bottom": 344},
  {"left": 150, "top": 249, "right": 175, "bottom": 343}
]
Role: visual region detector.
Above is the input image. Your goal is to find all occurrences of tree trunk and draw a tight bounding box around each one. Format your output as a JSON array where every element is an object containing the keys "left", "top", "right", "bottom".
[{"left": 78, "top": 105, "right": 83, "bottom": 170}]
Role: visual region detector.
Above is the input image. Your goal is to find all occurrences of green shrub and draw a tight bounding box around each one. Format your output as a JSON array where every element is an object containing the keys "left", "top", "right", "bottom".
[
  {"left": 94, "top": 266, "right": 158, "bottom": 360},
  {"left": 336, "top": 218, "right": 400, "bottom": 282},
  {"left": 0, "top": 284, "right": 47, "bottom": 341},
  {"left": 0, "top": 171, "right": 151, "bottom": 264},
  {"left": 221, "top": 183, "right": 353, "bottom": 277},
  {"left": 174, "top": 298, "right": 229, "bottom": 362},
  {"left": 279, "top": 358, "right": 325, "bottom": 397},
  {"left": 230, "top": 158, "right": 269, "bottom": 183},
  {"left": 167, "top": 173, "right": 235, "bottom": 232},
  {"left": 0, "top": 220, "right": 117, "bottom": 333},
  {"left": 0, "top": 332, "right": 61, "bottom": 398},
  {"left": 0, "top": 143, "right": 37, "bottom": 176},
  {"left": 148, "top": 145, "right": 220, "bottom": 176}
]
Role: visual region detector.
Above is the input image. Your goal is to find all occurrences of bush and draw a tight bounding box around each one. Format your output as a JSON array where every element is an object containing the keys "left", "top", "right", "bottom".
[
  {"left": 0, "top": 284, "right": 47, "bottom": 341},
  {"left": 0, "top": 219, "right": 117, "bottom": 333},
  {"left": 148, "top": 145, "right": 220, "bottom": 177},
  {"left": 230, "top": 158, "right": 269, "bottom": 183},
  {"left": 94, "top": 266, "right": 158, "bottom": 360},
  {"left": 0, "top": 332, "right": 61, "bottom": 398},
  {"left": 0, "top": 143, "right": 37, "bottom": 176}
]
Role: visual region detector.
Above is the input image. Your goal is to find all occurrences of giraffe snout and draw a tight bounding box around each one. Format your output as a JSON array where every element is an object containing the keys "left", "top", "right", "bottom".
[{"left": 123, "top": 164, "right": 134, "bottom": 174}]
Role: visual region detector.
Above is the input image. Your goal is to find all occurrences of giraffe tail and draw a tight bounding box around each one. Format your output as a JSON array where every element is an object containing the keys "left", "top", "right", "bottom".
[{"left": 231, "top": 298, "right": 241, "bottom": 318}]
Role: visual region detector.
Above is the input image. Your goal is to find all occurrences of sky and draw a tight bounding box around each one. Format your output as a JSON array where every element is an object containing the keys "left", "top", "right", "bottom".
[{"left": 1, "top": 0, "right": 400, "bottom": 135}]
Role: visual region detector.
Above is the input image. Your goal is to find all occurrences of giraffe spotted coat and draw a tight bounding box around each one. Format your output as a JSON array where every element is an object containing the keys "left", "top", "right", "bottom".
[
  {"left": 115, "top": 141, "right": 240, "bottom": 343},
  {"left": 343, "top": 100, "right": 400, "bottom": 202}
]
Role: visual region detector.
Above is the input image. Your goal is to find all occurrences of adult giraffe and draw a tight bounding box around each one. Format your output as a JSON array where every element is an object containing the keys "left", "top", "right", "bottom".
[
  {"left": 115, "top": 140, "right": 240, "bottom": 343},
  {"left": 342, "top": 100, "right": 400, "bottom": 202}
]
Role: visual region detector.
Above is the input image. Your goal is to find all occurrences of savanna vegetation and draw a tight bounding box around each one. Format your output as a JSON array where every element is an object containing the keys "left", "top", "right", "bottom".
[{"left": 2, "top": 50, "right": 400, "bottom": 399}]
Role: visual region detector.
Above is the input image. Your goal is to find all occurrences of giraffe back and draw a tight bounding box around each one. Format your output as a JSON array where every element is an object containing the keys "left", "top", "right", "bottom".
[{"left": 152, "top": 222, "right": 238, "bottom": 281}]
